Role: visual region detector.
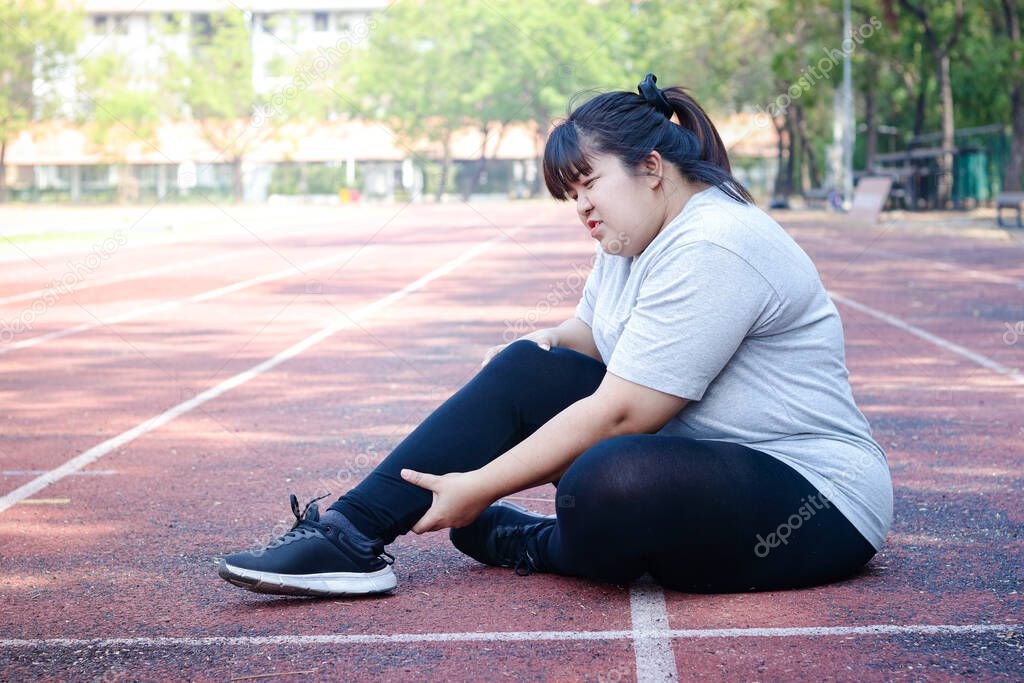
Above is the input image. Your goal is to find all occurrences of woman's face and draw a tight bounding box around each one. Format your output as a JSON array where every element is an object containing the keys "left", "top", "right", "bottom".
[{"left": 567, "top": 151, "right": 665, "bottom": 258}]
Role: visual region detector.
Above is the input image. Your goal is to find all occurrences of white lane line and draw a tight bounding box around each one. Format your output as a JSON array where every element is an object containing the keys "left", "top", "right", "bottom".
[
  {"left": 630, "top": 575, "right": 678, "bottom": 681},
  {"left": 1, "top": 470, "right": 116, "bottom": 476},
  {"left": 795, "top": 229, "right": 1024, "bottom": 287},
  {"left": 0, "top": 249, "right": 256, "bottom": 306},
  {"left": 0, "top": 228, "right": 521, "bottom": 514},
  {"left": 0, "top": 248, "right": 358, "bottom": 356},
  {"left": 0, "top": 623, "right": 1018, "bottom": 650},
  {"left": 829, "top": 291, "right": 1024, "bottom": 385}
]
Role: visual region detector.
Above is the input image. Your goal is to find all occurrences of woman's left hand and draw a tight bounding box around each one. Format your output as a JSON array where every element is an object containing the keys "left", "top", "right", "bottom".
[{"left": 400, "top": 469, "right": 495, "bottom": 534}]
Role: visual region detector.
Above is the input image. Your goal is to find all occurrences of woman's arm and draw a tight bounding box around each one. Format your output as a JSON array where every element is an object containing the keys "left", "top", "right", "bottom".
[
  {"left": 552, "top": 317, "right": 601, "bottom": 362},
  {"left": 401, "top": 371, "right": 688, "bottom": 532},
  {"left": 480, "top": 318, "right": 599, "bottom": 368},
  {"left": 474, "top": 372, "right": 689, "bottom": 501}
]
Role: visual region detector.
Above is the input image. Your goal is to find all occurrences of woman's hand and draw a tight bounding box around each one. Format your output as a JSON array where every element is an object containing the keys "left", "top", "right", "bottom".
[
  {"left": 480, "top": 328, "right": 560, "bottom": 368},
  {"left": 400, "top": 469, "right": 496, "bottom": 534}
]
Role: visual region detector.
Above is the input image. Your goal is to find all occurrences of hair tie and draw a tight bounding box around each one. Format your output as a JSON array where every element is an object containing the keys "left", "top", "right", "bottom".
[{"left": 637, "top": 73, "right": 673, "bottom": 119}]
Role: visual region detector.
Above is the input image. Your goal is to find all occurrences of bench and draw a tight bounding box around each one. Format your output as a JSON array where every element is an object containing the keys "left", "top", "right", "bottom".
[
  {"left": 996, "top": 192, "right": 1024, "bottom": 228},
  {"left": 803, "top": 187, "right": 832, "bottom": 209}
]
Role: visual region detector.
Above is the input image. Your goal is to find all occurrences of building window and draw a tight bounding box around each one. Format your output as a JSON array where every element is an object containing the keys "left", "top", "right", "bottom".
[
  {"left": 113, "top": 14, "right": 128, "bottom": 35},
  {"left": 93, "top": 15, "right": 108, "bottom": 32},
  {"left": 313, "top": 12, "right": 328, "bottom": 31},
  {"left": 192, "top": 13, "right": 212, "bottom": 40},
  {"left": 258, "top": 13, "right": 275, "bottom": 33}
]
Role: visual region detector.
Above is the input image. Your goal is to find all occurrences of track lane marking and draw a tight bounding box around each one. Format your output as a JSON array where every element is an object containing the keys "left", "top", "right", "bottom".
[
  {"left": 0, "top": 228, "right": 522, "bottom": 514},
  {"left": 792, "top": 229, "right": 1024, "bottom": 287},
  {"left": 0, "top": 249, "right": 257, "bottom": 307},
  {"left": 829, "top": 291, "right": 1024, "bottom": 385},
  {"left": 0, "top": 248, "right": 360, "bottom": 356},
  {"left": 0, "top": 218, "right": 502, "bottom": 356},
  {"left": 0, "top": 623, "right": 1018, "bottom": 649},
  {"left": 630, "top": 574, "right": 678, "bottom": 681}
]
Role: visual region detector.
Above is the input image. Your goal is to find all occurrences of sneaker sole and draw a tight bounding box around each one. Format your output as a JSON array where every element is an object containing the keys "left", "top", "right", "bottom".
[{"left": 218, "top": 561, "right": 397, "bottom": 597}]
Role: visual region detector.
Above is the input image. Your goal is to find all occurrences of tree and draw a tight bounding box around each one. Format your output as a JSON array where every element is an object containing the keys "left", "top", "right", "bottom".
[
  {"left": 991, "top": 0, "right": 1023, "bottom": 191},
  {"left": 0, "top": 0, "right": 81, "bottom": 201},
  {"left": 165, "top": 9, "right": 283, "bottom": 202},
  {"left": 347, "top": 0, "right": 631, "bottom": 200},
  {"left": 895, "top": 0, "right": 966, "bottom": 207},
  {"left": 78, "top": 50, "right": 165, "bottom": 202}
]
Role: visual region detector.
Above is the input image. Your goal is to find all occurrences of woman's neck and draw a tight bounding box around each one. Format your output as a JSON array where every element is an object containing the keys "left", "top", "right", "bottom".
[{"left": 657, "top": 179, "right": 712, "bottom": 236}]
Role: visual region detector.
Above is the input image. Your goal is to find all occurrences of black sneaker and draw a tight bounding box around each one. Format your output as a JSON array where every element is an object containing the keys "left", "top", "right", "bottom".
[
  {"left": 218, "top": 494, "right": 397, "bottom": 597},
  {"left": 449, "top": 500, "right": 557, "bottom": 576}
]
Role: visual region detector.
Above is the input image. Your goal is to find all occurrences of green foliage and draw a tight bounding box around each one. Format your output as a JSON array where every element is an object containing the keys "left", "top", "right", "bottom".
[
  {"left": 4, "top": 0, "right": 1021, "bottom": 201},
  {"left": 78, "top": 51, "right": 166, "bottom": 160},
  {"left": 267, "top": 162, "right": 356, "bottom": 194},
  {"left": 346, "top": 0, "right": 633, "bottom": 153},
  {"left": 0, "top": 0, "right": 81, "bottom": 140},
  {"left": 168, "top": 9, "right": 255, "bottom": 121}
]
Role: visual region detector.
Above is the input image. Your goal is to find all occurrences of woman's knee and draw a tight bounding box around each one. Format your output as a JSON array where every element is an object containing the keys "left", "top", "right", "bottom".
[
  {"left": 555, "top": 435, "right": 649, "bottom": 514},
  {"left": 482, "top": 339, "right": 547, "bottom": 377},
  {"left": 483, "top": 339, "right": 603, "bottom": 395}
]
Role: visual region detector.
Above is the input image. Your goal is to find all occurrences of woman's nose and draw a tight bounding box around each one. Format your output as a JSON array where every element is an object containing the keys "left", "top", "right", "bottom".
[{"left": 577, "top": 194, "right": 592, "bottom": 214}]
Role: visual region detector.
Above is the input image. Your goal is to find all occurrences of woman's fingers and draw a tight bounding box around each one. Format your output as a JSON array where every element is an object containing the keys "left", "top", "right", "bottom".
[
  {"left": 400, "top": 468, "right": 437, "bottom": 490},
  {"left": 481, "top": 344, "right": 507, "bottom": 367},
  {"left": 410, "top": 515, "right": 434, "bottom": 534}
]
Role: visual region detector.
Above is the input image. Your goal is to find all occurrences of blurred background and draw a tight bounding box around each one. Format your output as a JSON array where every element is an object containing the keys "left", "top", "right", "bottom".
[{"left": 0, "top": 0, "right": 1019, "bottom": 210}]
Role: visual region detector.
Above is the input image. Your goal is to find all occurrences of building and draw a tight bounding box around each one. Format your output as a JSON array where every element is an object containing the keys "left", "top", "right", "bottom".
[{"left": 6, "top": 1, "right": 776, "bottom": 203}]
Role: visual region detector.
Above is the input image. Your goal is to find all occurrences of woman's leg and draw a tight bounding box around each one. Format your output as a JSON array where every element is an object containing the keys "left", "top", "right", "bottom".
[
  {"left": 329, "top": 339, "right": 607, "bottom": 545},
  {"left": 541, "top": 434, "right": 877, "bottom": 592}
]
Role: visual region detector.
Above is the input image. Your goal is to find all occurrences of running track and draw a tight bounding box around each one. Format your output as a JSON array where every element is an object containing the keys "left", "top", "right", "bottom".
[{"left": 0, "top": 201, "right": 1021, "bottom": 680}]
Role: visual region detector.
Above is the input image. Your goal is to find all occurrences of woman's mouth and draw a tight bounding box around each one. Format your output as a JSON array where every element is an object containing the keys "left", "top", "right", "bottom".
[{"left": 587, "top": 220, "right": 602, "bottom": 237}]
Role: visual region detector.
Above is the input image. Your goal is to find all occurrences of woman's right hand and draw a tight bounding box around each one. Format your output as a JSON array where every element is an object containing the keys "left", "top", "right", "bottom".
[{"left": 480, "top": 328, "right": 560, "bottom": 367}]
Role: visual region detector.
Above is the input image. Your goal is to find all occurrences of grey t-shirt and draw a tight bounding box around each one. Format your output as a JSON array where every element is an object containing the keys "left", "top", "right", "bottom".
[{"left": 574, "top": 185, "right": 893, "bottom": 551}]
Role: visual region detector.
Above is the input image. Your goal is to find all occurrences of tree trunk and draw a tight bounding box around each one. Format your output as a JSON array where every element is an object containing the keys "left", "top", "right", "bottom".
[
  {"left": 935, "top": 51, "right": 955, "bottom": 207},
  {"left": 1008, "top": 78, "right": 1024, "bottom": 193},
  {"left": 435, "top": 140, "right": 451, "bottom": 203},
  {"left": 462, "top": 123, "right": 492, "bottom": 201},
  {"left": 771, "top": 114, "right": 793, "bottom": 201},
  {"left": 912, "top": 66, "right": 928, "bottom": 140},
  {"left": 232, "top": 157, "right": 244, "bottom": 202},
  {"left": 0, "top": 140, "right": 7, "bottom": 204},
  {"left": 899, "top": 0, "right": 965, "bottom": 206},
  {"left": 797, "top": 106, "right": 821, "bottom": 189},
  {"left": 864, "top": 74, "right": 878, "bottom": 172},
  {"left": 1003, "top": 0, "right": 1023, "bottom": 192}
]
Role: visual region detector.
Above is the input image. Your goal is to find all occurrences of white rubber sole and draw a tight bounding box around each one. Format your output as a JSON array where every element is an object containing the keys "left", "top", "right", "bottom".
[
  {"left": 495, "top": 500, "right": 556, "bottom": 519},
  {"left": 218, "top": 561, "right": 398, "bottom": 597}
]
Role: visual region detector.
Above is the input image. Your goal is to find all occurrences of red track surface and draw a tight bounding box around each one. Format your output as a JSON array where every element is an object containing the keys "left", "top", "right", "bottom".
[{"left": 1, "top": 201, "right": 1021, "bottom": 680}]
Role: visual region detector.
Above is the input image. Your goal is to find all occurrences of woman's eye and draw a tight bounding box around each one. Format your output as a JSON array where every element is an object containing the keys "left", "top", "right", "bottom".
[{"left": 584, "top": 178, "right": 596, "bottom": 188}]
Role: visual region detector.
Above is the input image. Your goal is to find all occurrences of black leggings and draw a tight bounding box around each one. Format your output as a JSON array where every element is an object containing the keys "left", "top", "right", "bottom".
[{"left": 330, "top": 339, "right": 878, "bottom": 592}]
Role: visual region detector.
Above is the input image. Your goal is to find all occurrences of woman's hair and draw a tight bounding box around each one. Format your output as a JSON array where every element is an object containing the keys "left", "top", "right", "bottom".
[{"left": 543, "top": 75, "right": 754, "bottom": 205}]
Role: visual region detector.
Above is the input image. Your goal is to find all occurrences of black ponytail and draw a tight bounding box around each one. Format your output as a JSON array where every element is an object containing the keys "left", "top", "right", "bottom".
[{"left": 543, "top": 77, "right": 753, "bottom": 205}]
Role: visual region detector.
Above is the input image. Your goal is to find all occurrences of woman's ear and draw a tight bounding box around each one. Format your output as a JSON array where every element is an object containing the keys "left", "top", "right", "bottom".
[{"left": 642, "top": 151, "right": 664, "bottom": 190}]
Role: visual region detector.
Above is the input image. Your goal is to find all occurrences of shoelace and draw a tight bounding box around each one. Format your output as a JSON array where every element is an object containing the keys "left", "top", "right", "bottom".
[
  {"left": 496, "top": 526, "right": 539, "bottom": 576},
  {"left": 263, "top": 493, "right": 329, "bottom": 549},
  {"left": 265, "top": 493, "right": 397, "bottom": 567}
]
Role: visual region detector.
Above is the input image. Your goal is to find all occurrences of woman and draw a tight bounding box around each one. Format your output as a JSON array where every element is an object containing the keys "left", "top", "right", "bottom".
[{"left": 217, "top": 74, "right": 893, "bottom": 597}]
